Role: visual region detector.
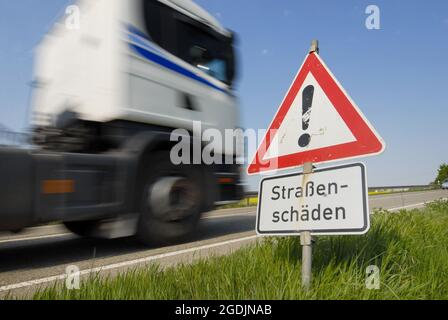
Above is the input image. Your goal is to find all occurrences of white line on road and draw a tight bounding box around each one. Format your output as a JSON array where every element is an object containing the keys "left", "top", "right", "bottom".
[
  {"left": 0, "top": 234, "right": 259, "bottom": 293},
  {"left": 0, "top": 212, "right": 256, "bottom": 244},
  {"left": 387, "top": 198, "right": 447, "bottom": 212},
  {"left": 389, "top": 203, "right": 427, "bottom": 211},
  {"left": 369, "top": 191, "right": 446, "bottom": 201},
  {"left": 203, "top": 211, "right": 255, "bottom": 220},
  {"left": 0, "top": 233, "right": 72, "bottom": 244}
]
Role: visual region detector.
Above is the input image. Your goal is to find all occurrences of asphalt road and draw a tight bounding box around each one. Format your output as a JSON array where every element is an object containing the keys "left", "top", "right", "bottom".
[{"left": 0, "top": 189, "right": 446, "bottom": 297}]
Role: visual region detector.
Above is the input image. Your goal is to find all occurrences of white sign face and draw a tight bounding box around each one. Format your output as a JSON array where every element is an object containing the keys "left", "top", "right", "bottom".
[
  {"left": 257, "top": 163, "right": 369, "bottom": 236},
  {"left": 264, "top": 73, "right": 357, "bottom": 160}
]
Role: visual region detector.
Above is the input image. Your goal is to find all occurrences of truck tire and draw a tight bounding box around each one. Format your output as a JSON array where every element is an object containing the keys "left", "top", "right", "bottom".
[
  {"left": 136, "top": 151, "right": 204, "bottom": 246},
  {"left": 64, "top": 220, "right": 101, "bottom": 238}
]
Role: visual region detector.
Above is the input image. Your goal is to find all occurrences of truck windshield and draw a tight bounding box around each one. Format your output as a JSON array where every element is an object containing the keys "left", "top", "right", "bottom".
[
  {"left": 177, "top": 21, "right": 234, "bottom": 85},
  {"left": 144, "top": 0, "right": 236, "bottom": 86}
]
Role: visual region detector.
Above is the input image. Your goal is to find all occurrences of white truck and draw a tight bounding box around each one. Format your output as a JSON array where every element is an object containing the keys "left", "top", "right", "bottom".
[{"left": 0, "top": 0, "right": 243, "bottom": 245}]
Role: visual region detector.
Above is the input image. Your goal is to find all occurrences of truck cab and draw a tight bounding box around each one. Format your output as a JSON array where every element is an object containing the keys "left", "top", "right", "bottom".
[{"left": 0, "top": 0, "right": 243, "bottom": 245}]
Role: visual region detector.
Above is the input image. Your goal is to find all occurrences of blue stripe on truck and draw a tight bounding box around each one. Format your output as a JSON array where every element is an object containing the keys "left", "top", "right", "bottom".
[{"left": 127, "top": 27, "right": 228, "bottom": 95}]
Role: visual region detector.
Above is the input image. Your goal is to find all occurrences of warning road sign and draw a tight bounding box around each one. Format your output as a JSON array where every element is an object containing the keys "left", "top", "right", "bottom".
[
  {"left": 256, "top": 163, "right": 369, "bottom": 236},
  {"left": 248, "top": 52, "right": 385, "bottom": 175}
]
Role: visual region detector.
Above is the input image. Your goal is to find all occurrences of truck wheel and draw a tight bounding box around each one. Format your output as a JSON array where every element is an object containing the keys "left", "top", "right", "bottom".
[
  {"left": 136, "top": 152, "right": 204, "bottom": 246},
  {"left": 64, "top": 220, "right": 100, "bottom": 238}
]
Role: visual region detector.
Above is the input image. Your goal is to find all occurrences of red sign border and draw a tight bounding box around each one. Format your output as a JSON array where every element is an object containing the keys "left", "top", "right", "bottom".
[{"left": 248, "top": 52, "right": 385, "bottom": 175}]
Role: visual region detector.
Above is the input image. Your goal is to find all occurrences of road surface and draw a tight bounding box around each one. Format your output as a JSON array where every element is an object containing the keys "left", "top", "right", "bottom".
[{"left": 0, "top": 189, "right": 446, "bottom": 297}]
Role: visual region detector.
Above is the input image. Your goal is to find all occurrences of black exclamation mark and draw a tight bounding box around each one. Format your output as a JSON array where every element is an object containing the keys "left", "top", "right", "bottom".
[{"left": 298, "top": 85, "right": 315, "bottom": 148}]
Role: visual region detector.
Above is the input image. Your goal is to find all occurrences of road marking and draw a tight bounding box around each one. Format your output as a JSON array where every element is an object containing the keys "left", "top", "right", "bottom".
[
  {"left": 372, "top": 197, "right": 448, "bottom": 212},
  {"left": 0, "top": 212, "right": 257, "bottom": 244},
  {"left": 0, "top": 234, "right": 259, "bottom": 293},
  {"left": 0, "top": 233, "right": 72, "bottom": 244},
  {"left": 203, "top": 211, "right": 255, "bottom": 220},
  {"left": 389, "top": 203, "right": 427, "bottom": 211},
  {"left": 369, "top": 190, "right": 446, "bottom": 201},
  {"left": 387, "top": 198, "right": 447, "bottom": 212}
]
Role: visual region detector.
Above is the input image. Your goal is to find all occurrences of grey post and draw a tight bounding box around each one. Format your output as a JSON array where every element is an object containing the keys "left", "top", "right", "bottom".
[
  {"left": 301, "top": 162, "right": 314, "bottom": 290},
  {"left": 300, "top": 40, "right": 319, "bottom": 291},
  {"left": 310, "top": 39, "right": 319, "bottom": 54}
]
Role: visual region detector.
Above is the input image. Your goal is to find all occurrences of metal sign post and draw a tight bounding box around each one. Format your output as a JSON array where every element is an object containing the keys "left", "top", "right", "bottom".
[
  {"left": 300, "top": 41, "right": 319, "bottom": 291},
  {"left": 300, "top": 231, "right": 313, "bottom": 290},
  {"left": 301, "top": 162, "right": 314, "bottom": 290},
  {"left": 310, "top": 39, "right": 319, "bottom": 55}
]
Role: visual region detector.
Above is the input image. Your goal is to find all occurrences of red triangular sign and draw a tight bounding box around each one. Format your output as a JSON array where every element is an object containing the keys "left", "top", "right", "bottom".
[{"left": 248, "top": 52, "right": 385, "bottom": 175}]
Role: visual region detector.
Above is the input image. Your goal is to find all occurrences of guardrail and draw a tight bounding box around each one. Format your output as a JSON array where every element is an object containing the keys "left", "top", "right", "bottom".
[
  {"left": 368, "top": 185, "right": 435, "bottom": 192},
  {"left": 0, "top": 129, "right": 29, "bottom": 147},
  {"left": 241, "top": 185, "right": 440, "bottom": 206}
]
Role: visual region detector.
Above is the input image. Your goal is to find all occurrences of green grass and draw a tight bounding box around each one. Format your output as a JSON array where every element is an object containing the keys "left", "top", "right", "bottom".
[
  {"left": 220, "top": 197, "right": 258, "bottom": 209},
  {"left": 33, "top": 200, "right": 448, "bottom": 300}
]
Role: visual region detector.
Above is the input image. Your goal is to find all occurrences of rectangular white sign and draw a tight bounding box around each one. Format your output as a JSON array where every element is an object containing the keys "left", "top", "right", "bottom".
[{"left": 257, "top": 163, "right": 369, "bottom": 236}]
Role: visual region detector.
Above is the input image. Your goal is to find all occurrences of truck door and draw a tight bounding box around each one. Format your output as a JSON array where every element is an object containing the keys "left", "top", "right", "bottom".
[{"left": 127, "top": 0, "right": 239, "bottom": 157}]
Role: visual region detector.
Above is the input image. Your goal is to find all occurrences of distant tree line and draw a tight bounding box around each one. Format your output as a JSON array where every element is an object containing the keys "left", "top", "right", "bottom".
[{"left": 434, "top": 163, "right": 448, "bottom": 185}]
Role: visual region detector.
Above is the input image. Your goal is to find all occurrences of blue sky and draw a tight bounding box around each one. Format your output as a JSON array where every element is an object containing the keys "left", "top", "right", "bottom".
[{"left": 1, "top": 1, "right": 448, "bottom": 188}]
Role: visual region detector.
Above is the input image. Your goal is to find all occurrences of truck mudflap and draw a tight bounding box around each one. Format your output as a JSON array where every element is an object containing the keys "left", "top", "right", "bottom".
[{"left": 0, "top": 148, "right": 134, "bottom": 231}]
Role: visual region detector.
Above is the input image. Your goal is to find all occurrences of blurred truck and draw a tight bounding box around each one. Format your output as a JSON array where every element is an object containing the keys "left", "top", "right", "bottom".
[{"left": 0, "top": 0, "right": 243, "bottom": 245}]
